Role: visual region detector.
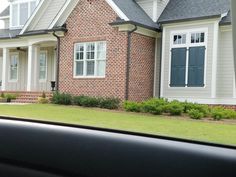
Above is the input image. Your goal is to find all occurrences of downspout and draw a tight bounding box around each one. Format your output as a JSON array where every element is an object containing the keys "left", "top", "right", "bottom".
[
  {"left": 52, "top": 31, "right": 60, "bottom": 91},
  {"left": 125, "top": 25, "right": 137, "bottom": 100},
  {"left": 159, "top": 31, "right": 163, "bottom": 98}
]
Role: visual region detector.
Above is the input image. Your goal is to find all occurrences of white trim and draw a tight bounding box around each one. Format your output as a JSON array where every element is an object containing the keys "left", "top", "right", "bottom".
[
  {"left": 166, "top": 97, "right": 236, "bottom": 105},
  {"left": 73, "top": 41, "right": 107, "bottom": 78},
  {"left": 105, "top": 0, "right": 129, "bottom": 21},
  {"left": 168, "top": 28, "right": 208, "bottom": 88},
  {"left": 211, "top": 20, "right": 220, "bottom": 98},
  {"left": 27, "top": 45, "right": 33, "bottom": 91},
  {"left": 20, "top": 0, "right": 44, "bottom": 35},
  {"left": 2, "top": 48, "right": 8, "bottom": 91},
  {"left": 0, "top": 16, "right": 10, "bottom": 20},
  {"left": 160, "top": 27, "right": 166, "bottom": 97},
  {"left": 152, "top": 0, "right": 158, "bottom": 22},
  {"left": 8, "top": 52, "right": 19, "bottom": 83},
  {"left": 48, "top": 0, "right": 72, "bottom": 29},
  {"left": 39, "top": 50, "right": 48, "bottom": 82}
]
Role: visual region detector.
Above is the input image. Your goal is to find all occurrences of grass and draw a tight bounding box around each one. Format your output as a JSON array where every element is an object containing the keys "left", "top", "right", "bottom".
[{"left": 0, "top": 104, "right": 236, "bottom": 146}]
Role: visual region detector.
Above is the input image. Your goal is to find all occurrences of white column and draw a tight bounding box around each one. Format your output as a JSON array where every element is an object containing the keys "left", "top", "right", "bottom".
[
  {"left": 2, "top": 48, "right": 9, "bottom": 91},
  {"left": 27, "top": 45, "right": 34, "bottom": 91}
]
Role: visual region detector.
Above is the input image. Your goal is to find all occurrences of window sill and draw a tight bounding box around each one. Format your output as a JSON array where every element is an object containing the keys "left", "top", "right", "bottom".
[{"left": 73, "top": 76, "right": 106, "bottom": 79}]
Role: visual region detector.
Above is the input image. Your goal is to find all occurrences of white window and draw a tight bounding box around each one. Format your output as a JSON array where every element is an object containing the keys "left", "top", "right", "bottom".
[
  {"left": 9, "top": 54, "right": 19, "bottom": 81},
  {"left": 74, "top": 41, "right": 106, "bottom": 78},
  {"left": 39, "top": 51, "right": 47, "bottom": 81},
  {"left": 191, "top": 32, "right": 205, "bottom": 44},
  {"left": 10, "top": 0, "right": 39, "bottom": 28},
  {"left": 173, "top": 34, "right": 186, "bottom": 45}
]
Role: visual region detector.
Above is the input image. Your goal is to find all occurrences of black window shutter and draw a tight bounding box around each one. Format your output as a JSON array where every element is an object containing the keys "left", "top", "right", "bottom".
[
  {"left": 170, "top": 48, "right": 187, "bottom": 87},
  {"left": 187, "top": 46, "right": 205, "bottom": 87}
]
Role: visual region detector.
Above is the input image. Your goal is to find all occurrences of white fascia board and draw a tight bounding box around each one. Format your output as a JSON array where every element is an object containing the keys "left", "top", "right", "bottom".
[
  {"left": 105, "top": 0, "right": 129, "bottom": 21},
  {"left": 0, "top": 16, "right": 10, "bottom": 20},
  {"left": 20, "top": 0, "right": 45, "bottom": 35},
  {"left": 48, "top": 0, "right": 72, "bottom": 29}
]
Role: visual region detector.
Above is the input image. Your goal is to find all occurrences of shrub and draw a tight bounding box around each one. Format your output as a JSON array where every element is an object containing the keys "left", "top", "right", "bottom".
[
  {"left": 142, "top": 98, "right": 168, "bottom": 115},
  {"left": 166, "top": 100, "right": 184, "bottom": 116},
  {"left": 211, "top": 107, "right": 226, "bottom": 120},
  {"left": 5, "top": 93, "right": 18, "bottom": 102},
  {"left": 73, "top": 95, "right": 100, "bottom": 107},
  {"left": 37, "top": 97, "right": 49, "bottom": 104},
  {"left": 224, "top": 109, "right": 236, "bottom": 119},
  {"left": 0, "top": 92, "right": 5, "bottom": 98},
  {"left": 188, "top": 109, "right": 204, "bottom": 120},
  {"left": 52, "top": 92, "right": 72, "bottom": 105},
  {"left": 99, "top": 97, "right": 120, "bottom": 109},
  {"left": 123, "top": 101, "right": 142, "bottom": 112},
  {"left": 182, "top": 102, "right": 210, "bottom": 117},
  {"left": 42, "top": 91, "right": 46, "bottom": 99}
]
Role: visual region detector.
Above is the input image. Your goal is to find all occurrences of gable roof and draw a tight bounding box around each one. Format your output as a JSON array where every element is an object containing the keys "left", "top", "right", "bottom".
[
  {"left": 0, "top": 6, "right": 10, "bottom": 17},
  {"left": 110, "top": 0, "right": 159, "bottom": 30},
  {"left": 158, "top": 0, "right": 231, "bottom": 24}
]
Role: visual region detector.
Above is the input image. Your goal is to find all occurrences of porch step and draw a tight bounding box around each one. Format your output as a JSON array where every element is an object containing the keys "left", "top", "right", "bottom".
[{"left": 1, "top": 92, "right": 53, "bottom": 104}]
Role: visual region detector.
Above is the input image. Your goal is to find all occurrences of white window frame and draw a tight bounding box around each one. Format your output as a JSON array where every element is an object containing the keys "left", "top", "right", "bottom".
[
  {"left": 9, "top": 52, "right": 19, "bottom": 82},
  {"left": 39, "top": 50, "right": 48, "bottom": 82},
  {"left": 10, "top": 0, "right": 39, "bottom": 29},
  {"left": 169, "top": 28, "right": 208, "bottom": 88},
  {"left": 73, "top": 41, "right": 107, "bottom": 78}
]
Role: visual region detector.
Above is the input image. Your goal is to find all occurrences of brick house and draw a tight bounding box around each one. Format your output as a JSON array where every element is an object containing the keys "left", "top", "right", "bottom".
[{"left": 0, "top": 0, "right": 234, "bottom": 105}]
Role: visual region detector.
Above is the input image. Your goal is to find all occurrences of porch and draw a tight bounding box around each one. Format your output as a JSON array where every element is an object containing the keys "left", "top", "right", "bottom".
[{"left": 0, "top": 41, "right": 57, "bottom": 92}]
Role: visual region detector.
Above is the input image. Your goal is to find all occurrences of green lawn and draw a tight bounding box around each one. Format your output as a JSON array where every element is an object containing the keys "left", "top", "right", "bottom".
[{"left": 0, "top": 104, "right": 235, "bottom": 146}]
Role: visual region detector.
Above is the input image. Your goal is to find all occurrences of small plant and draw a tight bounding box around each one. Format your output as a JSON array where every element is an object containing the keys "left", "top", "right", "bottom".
[
  {"left": 123, "top": 101, "right": 142, "bottom": 112},
  {"left": 99, "top": 97, "right": 120, "bottom": 109},
  {"left": 142, "top": 98, "right": 168, "bottom": 115},
  {"left": 166, "top": 100, "right": 184, "bottom": 116},
  {"left": 0, "top": 92, "right": 5, "bottom": 98},
  {"left": 42, "top": 91, "right": 46, "bottom": 99},
  {"left": 52, "top": 92, "right": 72, "bottom": 105},
  {"left": 74, "top": 95, "right": 100, "bottom": 107},
  {"left": 188, "top": 109, "right": 204, "bottom": 120},
  {"left": 211, "top": 107, "right": 225, "bottom": 120},
  {"left": 38, "top": 97, "right": 49, "bottom": 104},
  {"left": 5, "top": 93, "right": 18, "bottom": 102},
  {"left": 224, "top": 109, "right": 236, "bottom": 119}
]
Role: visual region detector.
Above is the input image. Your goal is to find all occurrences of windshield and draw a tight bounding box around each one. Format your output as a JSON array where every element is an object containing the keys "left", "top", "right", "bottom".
[{"left": 0, "top": 0, "right": 235, "bottom": 147}]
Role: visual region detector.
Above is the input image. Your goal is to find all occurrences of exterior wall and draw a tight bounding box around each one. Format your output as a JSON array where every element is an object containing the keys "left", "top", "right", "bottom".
[
  {"left": 0, "top": 57, "right": 2, "bottom": 90},
  {"left": 155, "top": 0, "right": 169, "bottom": 22},
  {"left": 216, "top": 26, "right": 235, "bottom": 98},
  {"left": 160, "top": 20, "right": 216, "bottom": 100},
  {"left": 136, "top": 0, "right": 154, "bottom": 20},
  {"left": 59, "top": 0, "right": 128, "bottom": 100},
  {"left": 128, "top": 33, "right": 155, "bottom": 102}
]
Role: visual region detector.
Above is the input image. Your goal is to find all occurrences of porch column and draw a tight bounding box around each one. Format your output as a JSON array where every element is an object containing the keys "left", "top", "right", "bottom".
[
  {"left": 2, "top": 48, "right": 9, "bottom": 91},
  {"left": 27, "top": 45, "right": 35, "bottom": 91}
]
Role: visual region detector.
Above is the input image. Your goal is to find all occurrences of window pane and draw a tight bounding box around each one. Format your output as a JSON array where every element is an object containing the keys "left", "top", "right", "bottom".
[
  {"left": 39, "top": 53, "right": 47, "bottom": 80},
  {"left": 12, "top": 4, "right": 18, "bottom": 26},
  {"left": 97, "top": 42, "right": 106, "bottom": 60},
  {"left": 191, "top": 34, "right": 195, "bottom": 43},
  {"left": 191, "top": 33, "right": 205, "bottom": 43},
  {"left": 76, "top": 61, "right": 83, "bottom": 76},
  {"left": 86, "top": 61, "right": 95, "bottom": 76},
  {"left": 86, "top": 43, "right": 95, "bottom": 60},
  {"left": 10, "top": 55, "right": 18, "bottom": 80},
  {"left": 20, "top": 3, "right": 28, "bottom": 26},
  {"left": 97, "top": 60, "right": 106, "bottom": 76},
  {"left": 174, "top": 35, "right": 186, "bottom": 45},
  {"left": 200, "top": 33, "right": 205, "bottom": 42},
  {"left": 30, "top": 1, "right": 37, "bottom": 14}
]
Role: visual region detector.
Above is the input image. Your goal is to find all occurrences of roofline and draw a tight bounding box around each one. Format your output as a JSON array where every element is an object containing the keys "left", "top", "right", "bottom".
[
  {"left": 20, "top": 0, "right": 46, "bottom": 35},
  {"left": 158, "top": 14, "right": 221, "bottom": 24},
  {"left": 105, "top": 0, "right": 129, "bottom": 21},
  {"left": 0, "top": 16, "right": 9, "bottom": 20},
  {"left": 109, "top": 20, "right": 160, "bottom": 32},
  {"left": 0, "top": 27, "right": 67, "bottom": 40}
]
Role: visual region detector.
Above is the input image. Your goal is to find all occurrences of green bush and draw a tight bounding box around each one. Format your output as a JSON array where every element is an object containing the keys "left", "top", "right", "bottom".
[
  {"left": 182, "top": 102, "right": 210, "bottom": 117},
  {"left": 211, "top": 107, "right": 226, "bottom": 120},
  {"left": 224, "top": 109, "right": 236, "bottom": 119},
  {"left": 142, "top": 98, "right": 168, "bottom": 115},
  {"left": 123, "top": 101, "right": 142, "bottom": 112},
  {"left": 99, "top": 97, "right": 120, "bottom": 110},
  {"left": 52, "top": 92, "right": 72, "bottom": 105},
  {"left": 188, "top": 109, "right": 204, "bottom": 120},
  {"left": 74, "top": 96, "right": 100, "bottom": 107},
  {"left": 166, "top": 100, "right": 184, "bottom": 116},
  {"left": 5, "top": 93, "right": 18, "bottom": 102},
  {"left": 37, "top": 97, "right": 49, "bottom": 104}
]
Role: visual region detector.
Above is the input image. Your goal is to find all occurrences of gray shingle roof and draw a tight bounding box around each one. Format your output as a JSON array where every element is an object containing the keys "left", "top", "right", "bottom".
[
  {"left": 0, "top": 6, "right": 10, "bottom": 17},
  {"left": 158, "top": 0, "right": 231, "bottom": 24},
  {"left": 111, "top": 0, "right": 159, "bottom": 30},
  {"left": 0, "top": 29, "right": 21, "bottom": 39}
]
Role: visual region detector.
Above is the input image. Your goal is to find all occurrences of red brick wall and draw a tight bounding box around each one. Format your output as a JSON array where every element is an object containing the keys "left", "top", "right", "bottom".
[
  {"left": 59, "top": 0, "right": 128, "bottom": 100},
  {"left": 128, "top": 33, "right": 156, "bottom": 102},
  {"left": 59, "top": 0, "right": 156, "bottom": 101}
]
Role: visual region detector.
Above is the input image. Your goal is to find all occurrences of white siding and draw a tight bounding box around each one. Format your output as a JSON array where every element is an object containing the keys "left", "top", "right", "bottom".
[
  {"left": 28, "top": 0, "right": 66, "bottom": 31},
  {"left": 136, "top": 0, "right": 154, "bottom": 20},
  {"left": 0, "top": 57, "right": 2, "bottom": 90},
  {"left": 155, "top": 0, "right": 169, "bottom": 22},
  {"left": 160, "top": 21, "right": 216, "bottom": 99},
  {"left": 216, "top": 26, "right": 235, "bottom": 98}
]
